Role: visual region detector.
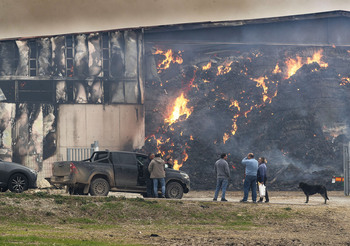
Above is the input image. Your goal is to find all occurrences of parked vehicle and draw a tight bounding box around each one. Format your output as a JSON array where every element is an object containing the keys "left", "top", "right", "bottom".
[
  {"left": 0, "top": 159, "right": 38, "bottom": 193},
  {"left": 48, "top": 151, "right": 190, "bottom": 198}
]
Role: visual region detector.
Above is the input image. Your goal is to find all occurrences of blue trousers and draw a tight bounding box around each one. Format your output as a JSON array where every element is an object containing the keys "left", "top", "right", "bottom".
[
  {"left": 214, "top": 178, "right": 228, "bottom": 199},
  {"left": 153, "top": 178, "right": 165, "bottom": 198},
  {"left": 243, "top": 175, "right": 257, "bottom": 202}
]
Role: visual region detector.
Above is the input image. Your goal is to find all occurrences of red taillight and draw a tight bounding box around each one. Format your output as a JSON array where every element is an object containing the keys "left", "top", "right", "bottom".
[{"left": 70, "top": 162, "right": 77, "bottom": 174}]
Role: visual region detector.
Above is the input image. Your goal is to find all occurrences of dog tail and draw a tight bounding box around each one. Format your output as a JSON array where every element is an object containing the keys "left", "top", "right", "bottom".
[{"left": 325, "top": 190, "right": 329, "bottom": 200}]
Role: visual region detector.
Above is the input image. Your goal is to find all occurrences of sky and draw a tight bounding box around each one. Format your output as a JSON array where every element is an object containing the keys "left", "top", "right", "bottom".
[{"left": 0, "top": 0, "right": 349, "bottom": 39}]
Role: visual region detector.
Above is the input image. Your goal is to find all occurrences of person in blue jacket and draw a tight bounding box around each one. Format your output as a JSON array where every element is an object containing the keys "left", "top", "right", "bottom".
[
  {"left": 240, "top": 153, "right": 259, "bottom": 203},
  {"left": 257, "top": 157, "right": 269, "bottom": 203}
]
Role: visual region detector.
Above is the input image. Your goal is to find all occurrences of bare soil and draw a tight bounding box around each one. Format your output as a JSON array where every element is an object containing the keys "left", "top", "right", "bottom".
[{"left": 1, "top": 189, "right": 350, "bottom": 245}]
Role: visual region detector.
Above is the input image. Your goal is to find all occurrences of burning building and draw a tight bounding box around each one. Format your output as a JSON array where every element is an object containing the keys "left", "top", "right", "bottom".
[
  {"left": 0, "top": 30, "right": 145, "bottom": 182},
  {"left": 0, "top": 11, "right": 349, "bottom": 189},
  {"left": 143, "top": 11, "right": 350, "bottom": 190}
]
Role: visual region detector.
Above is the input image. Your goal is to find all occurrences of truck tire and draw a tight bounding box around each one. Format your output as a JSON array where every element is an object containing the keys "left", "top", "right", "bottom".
[
  {"left": 89, "top": 178, "right": 110, "bottom": 196},
  {"left": 165, "top": 181, "right": 184, "bottom": 199}
]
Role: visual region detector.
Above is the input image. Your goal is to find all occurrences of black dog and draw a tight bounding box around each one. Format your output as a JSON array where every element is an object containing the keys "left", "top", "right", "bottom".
[{"left": 298, "top": 182, "right": 329, "bottom": 204}]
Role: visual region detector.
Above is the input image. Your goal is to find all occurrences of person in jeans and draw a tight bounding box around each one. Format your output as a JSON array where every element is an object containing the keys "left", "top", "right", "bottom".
[
  {"left": 240, "top": 153, "right": 259, "bottom": 203},
  {"left": 257, "top": 157, "right": 269, "bottom": 203},
  {"left": 143, "top": 153, "right": 155, "bottom": 198},
  {"left": 148, "top": 153, "right": 166, "bottom": 198},
  {"left": 213, "top": 153, "right": 230, "bottom": 202}
]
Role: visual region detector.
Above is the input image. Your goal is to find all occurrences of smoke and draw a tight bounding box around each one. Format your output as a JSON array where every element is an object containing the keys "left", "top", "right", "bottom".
[
  {"left": 51, "top": 36, "right": 65, "bottom": 76},
  {"left": 143, "top": 41, "right": 349, "bottom": 190},
  {"left": 15, "top": 41, "right": 29, "bottom": 76},
  {"left": 75, "top": 34, "right": 89, "bottom": 76},
  {"left": 88, "top": 33, "right": 102, "bottom": 76},
  {"left": 38, "top": 38, "right": 51, "bottom": 76}
]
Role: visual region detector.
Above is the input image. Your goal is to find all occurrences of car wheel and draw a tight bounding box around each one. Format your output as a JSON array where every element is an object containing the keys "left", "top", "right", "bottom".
[
  {"left": 89, "top": 178, "right": 110, "bottom": 196},
  {"left": 165, "top": 182, "right": 184, "bottom": 199},
  {"left": 9, "top": 173, "right": 28, "bottom": 193}
]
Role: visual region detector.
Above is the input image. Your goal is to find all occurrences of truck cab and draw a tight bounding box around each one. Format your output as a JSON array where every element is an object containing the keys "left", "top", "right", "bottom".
[{"left": 50, "top": 150, "right": 190, "bottom": 199}]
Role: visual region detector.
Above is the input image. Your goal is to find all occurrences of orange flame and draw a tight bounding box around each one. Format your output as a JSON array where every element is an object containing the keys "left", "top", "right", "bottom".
[
  {"left": 217, "top": 60, "right": 233, "bottom": 76},
  {"left": 341, "top": 77, "right": 350, "bottom": 86},
  {"left": 229, "top": 99, "right": 240, "bottom": 111},
  {"left": 148, "top": 135, "right": 167, "bottom": 156},
  {"left": 231, "top": 115, "right": 239, "bottom": 135},
  {"left": 285, "top": 50, "right": 328, "bottom": 79},
  {"left": 285, "top": 56, "right": 303, "bottom": 79},
  {"left": 153, "top": 48, "right": 183, "bottom": 73},
  {"left": 252, "top": 76, "right": 269, "bottom": 103},
  {"left": 223, "top": 133, "right": 230, "bottom": 144},
  {"left": 165, "top": 93, "right": 193, "bottom": 125},
  {"left": 307, "top": 50, "right": 328, "bottom": 68},
  {"left": 202, "top": 62, "right": 212, "bottom": 70},
  {"left": 272, "top": 64, "right": 281, "bottom": 74},
  {"left": 173, "top": 149, "right": 189, "bottom": 170}
]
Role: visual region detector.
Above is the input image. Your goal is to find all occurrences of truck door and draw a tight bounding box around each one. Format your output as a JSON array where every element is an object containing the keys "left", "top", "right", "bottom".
[{"left": 112, "top": 152, "right": 138, "bottom": 188}]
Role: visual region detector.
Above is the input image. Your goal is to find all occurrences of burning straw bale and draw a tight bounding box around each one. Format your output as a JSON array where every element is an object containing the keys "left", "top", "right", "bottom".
[{"left": 143, "top": 44, "right": 350, "bottom": 190}]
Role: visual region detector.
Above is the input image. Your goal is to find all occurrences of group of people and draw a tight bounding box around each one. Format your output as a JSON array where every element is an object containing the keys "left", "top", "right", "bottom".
[
  {"left": 213, "top": 152, "right": 269, "bottom": 203},
  {"left": 142, "top": 153, "right": 174, "bottom": 198}
]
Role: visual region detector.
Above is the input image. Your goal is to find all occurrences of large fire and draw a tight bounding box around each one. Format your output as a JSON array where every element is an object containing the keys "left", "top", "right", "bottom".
[
  {"left": 202, "top": 62, "right": 212, "bottom": 70},
  {"left": 164, "top": 93, "right": 193, "bottom": 125},
  {"left": 146, "top": 47, "right": 335, "bottom": 172},
  {"left": 153, "top": 48, "right": 183, "bottom": 73},
  {"left": 284, "top": 49, "right": 328, "bottom": 79},
  {"left": 217, "top": 60, "right": 233, "bottom": 76}
]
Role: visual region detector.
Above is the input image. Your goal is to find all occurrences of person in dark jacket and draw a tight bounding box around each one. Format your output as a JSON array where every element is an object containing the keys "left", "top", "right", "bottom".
[
  {"left": 148, "top": 153, "right": 166, "bottom": 198},
  {"left": 143, "top": 153, "right": 155, "bottom": 198},
  {"left": 213, "top": 153, "right": 230, "bottom": 202},
  {"left": 257, "top": 157, "right": 269, "bottom": 203}
]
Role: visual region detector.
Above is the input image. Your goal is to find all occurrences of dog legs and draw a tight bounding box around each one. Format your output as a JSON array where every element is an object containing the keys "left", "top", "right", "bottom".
[
  {"left": 305, "top": 194, "right": 309, "bottom": 203},
  {"left": 321, "top": 192, "right": 329, "bottom": 204}
]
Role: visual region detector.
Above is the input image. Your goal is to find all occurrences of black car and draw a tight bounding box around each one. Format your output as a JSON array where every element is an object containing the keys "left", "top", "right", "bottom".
[{"left": 0, "top": 159, "right": 38, "bottom": 193}]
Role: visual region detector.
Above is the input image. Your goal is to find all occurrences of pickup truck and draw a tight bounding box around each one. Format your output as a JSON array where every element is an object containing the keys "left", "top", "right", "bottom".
[{"left": 48, "top": 150, "right": 190, "bottom": 199}]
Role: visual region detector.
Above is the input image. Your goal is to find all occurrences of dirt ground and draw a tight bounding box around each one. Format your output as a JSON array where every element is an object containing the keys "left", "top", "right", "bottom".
[
  {"left": 111, "top": 190, "right": 350, "bottom": 245},
  {"left": 2, "top": 189, "right": 350, "bottom": 245}
]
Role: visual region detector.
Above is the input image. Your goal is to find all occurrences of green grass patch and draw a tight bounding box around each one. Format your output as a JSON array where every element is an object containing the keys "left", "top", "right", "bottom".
[
  {"left": 0, "top": 235, "right": 116, "bottom": 246},
  {"left": 64, "top": 217, "right": 96, "bottom": 224}
]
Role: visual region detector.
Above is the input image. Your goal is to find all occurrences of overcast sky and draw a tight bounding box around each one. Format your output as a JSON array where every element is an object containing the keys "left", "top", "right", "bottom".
[{"left": 0, "top": 0, "right": 349, "bottom": 39}]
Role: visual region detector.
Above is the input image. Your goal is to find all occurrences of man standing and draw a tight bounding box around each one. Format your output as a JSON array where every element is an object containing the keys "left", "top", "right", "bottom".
[
  {"left": 213, "top": 153, "right": 230, "bottom": 202},
  {"left": 143, "top": 153, "right": 155, "bottom": 198},
  {"left": 240, "top": 153, "right": 259, "bottom": 203},
  {"left": 148, "top": 153, "right": 166, "bottom": 198},
  {"left": 257, "top": 157, "right": 269, "bottom": 203}
]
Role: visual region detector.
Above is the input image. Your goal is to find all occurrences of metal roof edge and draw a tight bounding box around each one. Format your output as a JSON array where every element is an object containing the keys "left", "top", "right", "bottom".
[{"left": 0, "top": 10, "right": 349, "bottom": 42}]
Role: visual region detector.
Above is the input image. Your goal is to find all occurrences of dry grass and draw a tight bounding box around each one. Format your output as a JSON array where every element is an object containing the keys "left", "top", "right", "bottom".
[{"left": 0, "top": 190, "right": 349, "bottom": 245}]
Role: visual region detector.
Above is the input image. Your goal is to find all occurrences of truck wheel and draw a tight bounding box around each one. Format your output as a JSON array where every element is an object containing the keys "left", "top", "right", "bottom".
[
  {"left": 89, "top": 178, "right": 109, "bottom": 196},
  {"left": 165, "top": 182, "right": 184, "bottom": 199}
]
